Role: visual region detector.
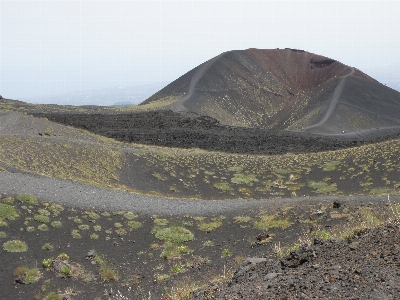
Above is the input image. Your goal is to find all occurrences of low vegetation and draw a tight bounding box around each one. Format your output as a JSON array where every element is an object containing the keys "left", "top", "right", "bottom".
[
  {"left": 254, "top": 213, "right": 293, "bottom": 231},
  {"left": 13, "top": 266, "right": 41, "bottom": 284},
  {"left": 94, "top": 251, "right": 119, "bottom": 281},
  {"left": 3, "top": 239, "right": 28, "bottom": 252},
  {"left": 0, "top": 190, "right": 399, "bottom": 298}
]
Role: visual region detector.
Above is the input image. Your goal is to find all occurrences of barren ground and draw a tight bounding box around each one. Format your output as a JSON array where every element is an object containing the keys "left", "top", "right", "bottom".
[{"left": 0, "top": 100, "right": 399, "bottom": 299}]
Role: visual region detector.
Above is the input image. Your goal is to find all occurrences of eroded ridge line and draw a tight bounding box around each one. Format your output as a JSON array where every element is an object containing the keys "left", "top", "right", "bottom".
[{"left": 170, "top": 54, "right": 223, "bottom": 112}]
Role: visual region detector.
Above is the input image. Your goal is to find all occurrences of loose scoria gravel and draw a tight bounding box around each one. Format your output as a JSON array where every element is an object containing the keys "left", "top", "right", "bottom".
[{"left": 194, "top": 224, "right": 400, "bottom": 299}]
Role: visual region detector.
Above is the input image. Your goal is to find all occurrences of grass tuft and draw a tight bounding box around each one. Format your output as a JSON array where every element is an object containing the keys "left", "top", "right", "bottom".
[
  {"left": 231, "top": 173, "right": 259, "bottom": 185},
  {"left": 85, "top": 211, "right": 100, "bottom": 219},
  {"left": 308, "top": 181, "right": 338, "bottom": 194},
  {"left": 198, "top": 220, "right": 223, "bottom": 232},
  {"left": 124, "top": 211, "right": 137, "bottom": 220},
  {"left": 13, "top": 266, "right": 41, "bottom": 284},
  {"left": 3, "top": 239, "right": 28, "bottom": 252},
  {"left": 34, "top": 214, "right": 50, "bottom": 223},
  {"left": 50, "top": 221, "right": 62, "bottom": 228},
  {"left": 16, "top": 194, "right": 38, "bottom": 205},
  {"left": 155, "top": 226, "right": 194, "bottom": 243},
  {"left": 222, "top": 248, "right": 232, "bottom": 257},
  {"left": 254, "top": 213, "right": 293, "bottom": 231},
  {"left": 94, "top": 252, "right": 119, "bottom": 281},
  {"left": 42, "top": 292, "right": 63, "bottom": 300},
  {"left": 38, "top": 224, "right": 49, "bottom": 231},
  {"left": 0, "top": 203, "right": 19, "bottom": 220},
  {"left": 161, "top": 242, "right": 193, "bottom": 259},
  {"left": 42, "top": 243, "right": 53, "bottom": 251},
  {"left": 127, "top": 220, "right": 142, "bottom": 229},
  {"left": 234, "top": 216, "right": 251, "bottom": 223},
  {"left": 214, "top": 182, "right": 233, "bottom": 191}
]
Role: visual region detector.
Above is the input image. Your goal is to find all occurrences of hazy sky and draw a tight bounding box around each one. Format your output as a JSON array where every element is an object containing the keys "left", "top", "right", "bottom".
[{"left": 1, "top": 0, "right": 399, "bottom": 99}]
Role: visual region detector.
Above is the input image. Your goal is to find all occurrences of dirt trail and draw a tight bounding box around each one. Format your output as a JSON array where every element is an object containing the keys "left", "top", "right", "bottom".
[
  {"left": 0, "top": 171, "right": 398, "bottom": 216},
  {"left": 169, "top": 54, "right": 223, "bottom": 112},
  {"left": 304, "top": 67, "right": 355, "bottom": 130}
]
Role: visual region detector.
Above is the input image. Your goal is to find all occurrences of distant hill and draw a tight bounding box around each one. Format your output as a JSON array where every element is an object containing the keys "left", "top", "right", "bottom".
[
  {"left": 140, "top": 48, "right": 400, "bottom": 135},
  {"left": 21, "top": 82, "right": 169, "bottom": 107}
]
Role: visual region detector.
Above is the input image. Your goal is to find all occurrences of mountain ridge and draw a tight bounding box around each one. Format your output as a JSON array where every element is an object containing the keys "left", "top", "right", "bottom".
[{"left": 140, "top": 48, "right": 400, "bottom": 134}]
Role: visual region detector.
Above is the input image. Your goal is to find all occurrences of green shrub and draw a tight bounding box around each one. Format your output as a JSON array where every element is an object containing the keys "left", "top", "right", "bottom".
[
  {"left": 234, "top": 216, "right": 251, "bottom": 223},
  {"left": 71, "top": 230, "right": 81, "bottom": 239},
  {"left": 3, "top": 240, "right": 28, "bottom": 252},
  {"left": 42, "top": 243, "right": 53, "bottom": 251},
  {"left": 34, "top": 214, "right": 50, "bottom": 223},
  {"left": 93, "top": 225, "right": 102, "bottom": 231},
  {"left": 85, "top": 211, "right": 100, "bottom": 219},
  {"left": 38, "top": 224, "right": 49, "bottom": 231},
  {"left": 26, "top": 226, "right": 35, "bottom": 232},
  {"left": 51, "top": 221, "right": 62, "bottom": 228},
  {"left": 314, "top": 229, "right": 332, "bottom": 240},
  {"left": 155, "top": 226, "right": 194, "bottom": 243},
  {"left": 115, "top": 228, "right": 127, "bottom": 235},
  {"left": 198, "top": 220, "right": 222, "bottom": 232},
  {"left": 48, "top": 203, "right": 64, "bottom": 215},
  {"left": 254, "top": 214, "right": 293, "bottom": 231},
  {"left": 127, "top": 220, "right": 142, "bottom": 229},
  {"left": 42, "top": 258, "right": 53, "bottom": 268},
  {"left": 13, "top": 266, "right": 41, "bottom": 284},
  {"left": 38, "top": 209, "right": 50, "bottom": 216},
  {"left": 222, "top": 248, "right": 232, "bottom": 257},
  {"left": 204, "top": 240, "right": 214, "bottom": 247},
  {"left": 322, "top": 160, "right": 341, "bottom": 171},
  {"left": 78, "top": 224, "right": 90, "bottom": 230},
  {"left": 57, "top": 253, "right": 69, "bottom": 260},
  {"left": 308, "top": 181, "right": 338, "bottom": 194},
  {"left": 94, "top": 253, "right": 118, "bottom": 281},
  {"left": 16, "top": 194, "right": 38, "bottom": 205},
  {"left": 124, "top": 212, "right": 137, "bottom": 220},
  {"left": 0, "top": 231, "right": 6, "bottom": 238},
  {"left": 60, "top": 265, "right": 71, "bottom": 277},
  {"left": 154, "top": 218, "right": 168, "bottom": 226},
  {"left": 43, "top": 292, "right": 63, "bottom": 300},
  {"left": 214, "top": 182, "right": 233, "bottom": 191},
  {"left": 231, "top": 173, "right": 259, "bottom": 184},
  {"left": 0, "top": 203, "right": 19, "bottom": 220},
  {"left": 161, "top": 242, "right": 193, "bottom": 259},
  {"left": 2, "top": 197, "right": 14, "bottom": 204},
  {"left": 170, "top": 263, "right": 186, "bottom": 274}
]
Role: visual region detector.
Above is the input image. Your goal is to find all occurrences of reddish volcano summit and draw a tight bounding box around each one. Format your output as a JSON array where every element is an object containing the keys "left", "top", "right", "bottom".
[{"left": 141, "top": 48, "right": 400, "bottom": 134}]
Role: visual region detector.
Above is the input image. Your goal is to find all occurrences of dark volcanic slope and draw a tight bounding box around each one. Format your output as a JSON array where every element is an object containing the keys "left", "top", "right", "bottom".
[
  {"left": 194, "top": 224, "right": 400, "bottom": 299},
  {"left": 33, "top": 110, "right": 400, "bottom": 154},
  {"left": 141, "top": 48, "right": 400, "bottom": 135}
]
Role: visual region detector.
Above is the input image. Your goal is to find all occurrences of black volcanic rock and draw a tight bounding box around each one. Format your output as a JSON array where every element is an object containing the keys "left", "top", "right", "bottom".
[
  {"left": 33, "top": 110, "right": 400, "bottom": 155},
  {"left": 194, "top": 225, "right": 400, "bottom": 299}
]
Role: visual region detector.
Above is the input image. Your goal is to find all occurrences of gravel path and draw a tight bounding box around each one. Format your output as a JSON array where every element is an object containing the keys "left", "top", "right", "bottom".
[
  {"left": 0, "top": 171, "right": 396, "bottom": 216},
  {"left": 303, "top": 67, "right": 355, "bottom": 131}
]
